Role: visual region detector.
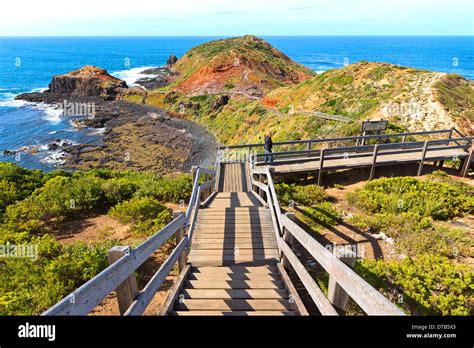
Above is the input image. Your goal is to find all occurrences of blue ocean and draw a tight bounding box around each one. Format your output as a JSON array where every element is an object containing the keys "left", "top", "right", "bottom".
[{"left": 0, "top": 36, "right": 473, "bottom": 170}]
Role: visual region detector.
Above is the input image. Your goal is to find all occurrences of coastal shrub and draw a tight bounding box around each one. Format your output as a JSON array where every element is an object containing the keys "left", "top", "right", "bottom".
[
  {"left": 347, "top": 177, "right": 473, "bottom": 220},
  {"left": 109, "top": 196, "right": 171, "bottom": 235},
  {"left": 101, "top": 178, "right": 138, "bottom": 205},
  {"left": 348, "top": 210, "right": 471, "bottom": 259},
  {"left": 396, "top": 226, "right": 472, "bottom": 259},
  {"left": 275, "top": 183, "right": 327, "bottom": 206},
  {"left": 297, "top": 202, "right": 342, "bottom": 232},
  {"left": 356, "top": 255, "right": 473, "bottom": 315},
  {"left": 0, "top": 163, "right": 44, "bottom": 201},
  {"left": 0, "top": 164, "right": 194, "bottom": 315},
  {"left": 135, "top": 174, "right": 193, "bottom": 203},
  {"left": 347, "top": 212, "right": 432, "bottom": 238},
  {"left": 0, "top": 235, "right": 112, "bottom": 315},
  {"left": 0, "top": 180, "right": 19, "bottom": 216}
]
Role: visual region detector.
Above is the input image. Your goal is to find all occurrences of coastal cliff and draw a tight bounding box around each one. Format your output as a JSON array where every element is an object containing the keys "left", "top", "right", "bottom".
[
  {"left": 165, "top": 35, "right": 315, "bottom": 97},
  {"left": 48, "top": 66, "right": 128, "bottom": 100},
  {"left": 131, "top": 37, "right": 473, "bottom": 144}
]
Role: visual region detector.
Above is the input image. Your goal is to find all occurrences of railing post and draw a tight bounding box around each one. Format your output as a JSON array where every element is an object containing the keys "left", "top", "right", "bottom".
[
  {"left": 192, "top": 166, "right": 198, "bottom": 185},
  {"left": 108, "top": 246, "right": 139, "bottom": 315},
  {"left": 417, "top": 141, "right": 429, "bottom": 176},
  {"left": 307, "top": 142, "right": 311, "bottom": 151},
  {"left": 173, "top": 212, "right": 187, "bottom": 273},
  {"left": 317, "top": 149, "right": 325, "bottom": 186},
  {"left": 328, "top": 248, "right": 357, "bottom": 312},
  {"left": 369, "top": 145, "right": 379, "bottom": 180},
  {"left": 281, "top": 212, "right": 296, "bottom": 269},
  {"left": 448, "top": 127, "right": 455, "bottom": 139},
  {"left": 461, "top": 141, "right": 473, "bottom": 177}
]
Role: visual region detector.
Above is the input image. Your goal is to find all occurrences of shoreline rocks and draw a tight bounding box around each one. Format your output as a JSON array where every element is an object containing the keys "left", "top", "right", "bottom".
[{"left": 14, "top": 65, "right": 217, "bottom": 173}]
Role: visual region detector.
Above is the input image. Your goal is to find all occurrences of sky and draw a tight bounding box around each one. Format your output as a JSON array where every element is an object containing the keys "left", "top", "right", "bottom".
[{"left": 0, "top": 0, "right": 473, "bottom": 36}]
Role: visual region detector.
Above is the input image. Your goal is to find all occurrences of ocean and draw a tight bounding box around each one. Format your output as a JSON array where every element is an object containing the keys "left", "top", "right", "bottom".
[{"left": 0, "top": 36, "right": 473, "bottom": 171}]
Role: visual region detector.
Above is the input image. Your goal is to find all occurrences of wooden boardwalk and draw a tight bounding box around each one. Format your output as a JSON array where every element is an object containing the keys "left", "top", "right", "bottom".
[
  {"left": 47, "top": 130, "right": 466, "bottom": 317},
  {"left": 168, "top": 163, "right": 299, "bottom": 316},
  {"left": 258, "top": 146, "right": 469, "bottom": 175}
]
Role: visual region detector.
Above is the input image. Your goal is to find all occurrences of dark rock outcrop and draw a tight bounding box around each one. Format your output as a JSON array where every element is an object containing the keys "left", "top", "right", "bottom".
[
  {"left": 167, "top": 55, "right": 178, "bottom": 66},
  {"left": 48, "top": 66, "right": 127, "bottom": 100},
  {"left": 211, "top": 95, "right": 230, "bottom": 111}
]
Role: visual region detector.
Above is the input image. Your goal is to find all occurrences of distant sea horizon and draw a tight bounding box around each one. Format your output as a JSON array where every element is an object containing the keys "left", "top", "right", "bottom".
[{"left": 1, "top": 35, "right": 473, "bottom": 171}]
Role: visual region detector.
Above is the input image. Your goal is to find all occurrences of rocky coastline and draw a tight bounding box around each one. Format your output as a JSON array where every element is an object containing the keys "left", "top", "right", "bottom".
[{"left": 14, "top": 64, "right": 216, "bottom": 174}]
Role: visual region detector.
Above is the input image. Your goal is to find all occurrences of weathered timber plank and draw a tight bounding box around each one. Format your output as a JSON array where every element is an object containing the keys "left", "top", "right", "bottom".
[{"left": 175, "top": 299, "right": 292, "bottom": 311}]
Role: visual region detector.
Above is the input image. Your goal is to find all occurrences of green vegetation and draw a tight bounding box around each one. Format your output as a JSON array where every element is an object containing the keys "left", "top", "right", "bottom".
[
  {"left": 274, "top": 175, "right": 473, "bottom": 316},
  {"left": 356, "top": 255, "right": 473, "bottom": 315},
  {"left": 435, "top": 74, "right": 474, "bottom": 121},
  {"left": 348, "top": 175, "right": 473, "bottom": 221},
  {"left": 275, "top": 183, "right": 327, "bottom": 206},
  {"left": 275, "top": 182, "right": 341, "bottom": 232},
  {"left": 0, "top": 163, "right": 192, "bottom": 315},
  {"left": 110, "top": 197, "right": 172, "bottom": 235},
  {"left": 345, "top": 174, "right": 473, "bottom": 315}
]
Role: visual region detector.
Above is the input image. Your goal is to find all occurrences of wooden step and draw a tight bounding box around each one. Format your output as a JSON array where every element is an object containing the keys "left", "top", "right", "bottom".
[
  {"left": 191, "top": 242, "right": 278, "bottom": 250},
  {"left": 198, "top": 211, "right": 271, "bottom": 216},
  {"left": 184, "top": 280, "right": 284, "bottom": 289},
  {"left": 192, "top": 233, "right": 275, "bottom": 240},
  {"left": 181, "top": 289, "right": 288, "bottom": 299},
  {"left": 203, "top": 207, "right": 267, "bottom": 212},
  {"left": 192, "top": 237, "right": 277, "bottom": 243},
  {"left": 171, "top": 311, "right": 295, "bottom": 316},
  {"left": 189, "top": 249, "right": 279, "bottom": 257},
  {"left": 197, "top": 220, "right": 272, "bottom": 225},
  {"left": 187, "top": 273, "right": 282, "bottom": 281},
  {"left": 192, "top": 266, "right": 278, "bottom": 274},
  {"left": 193, "top": 234, "right": 275, "bottom": 240},
  {"left": 188, "top": 257, "right": 279, "bottom": 267},
  {"left": 194, "top": 227, "right": 274, "bottom": 233},
  {"left": 196, "top": 224, "right": 273, "bottom": 229},
  {"left": 174, "top": 299, "right": 292, "bottom": 311}
]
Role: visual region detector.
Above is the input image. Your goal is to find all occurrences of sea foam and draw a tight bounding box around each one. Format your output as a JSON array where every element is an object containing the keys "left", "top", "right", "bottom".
[{"left": 112, "top": 66, "right": 160, "bottom": 86}]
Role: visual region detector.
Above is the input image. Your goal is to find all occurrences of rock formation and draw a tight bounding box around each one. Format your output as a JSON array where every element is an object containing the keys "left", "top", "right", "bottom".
[{"left": 48, "top": 65, "right": 128, "bottom": 100}]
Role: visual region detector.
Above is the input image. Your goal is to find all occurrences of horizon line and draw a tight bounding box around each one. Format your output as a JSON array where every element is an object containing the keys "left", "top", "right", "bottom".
[{"left": 1, "top": 34, "right": 473, "bottom": 38}]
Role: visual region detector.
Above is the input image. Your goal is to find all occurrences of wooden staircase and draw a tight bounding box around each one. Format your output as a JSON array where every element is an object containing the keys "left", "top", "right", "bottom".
[{"left": 169, "top": 163, "right": 298, "bottom": 316}]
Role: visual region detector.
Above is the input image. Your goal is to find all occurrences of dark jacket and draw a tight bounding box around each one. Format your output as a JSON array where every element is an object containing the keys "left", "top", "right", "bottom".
[{"left": 264, "top": 136, "right": 273, "bottom": 151}]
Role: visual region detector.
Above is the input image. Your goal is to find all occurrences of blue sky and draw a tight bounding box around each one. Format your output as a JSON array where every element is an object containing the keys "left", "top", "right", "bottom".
[{"left": 1, "top": 0, "right": 473, "bottom": 36}]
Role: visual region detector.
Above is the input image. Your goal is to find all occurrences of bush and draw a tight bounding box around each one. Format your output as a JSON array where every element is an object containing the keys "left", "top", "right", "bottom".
[
  {"left": 298, "top": 202, "right": 342, "bottom": 231},
  {"left": 276, "top": 183, "right": 327, "bottom": 206},
  {"left": 135, "top": 174, "right": 192, "bottom": 204},
  {"left": 109, "top": 196, "right": 171, "bottom": 235},
  {"left": 348, "top": 177, "right": 473, "bottom": 220},
  {"left": 396, "top": 226, "right": 472, "bottom": 259},
  {"left": 356, "top": 255, "right": 473, "bottom": 315},
  {"left": 0, "top": 235, "right": 112, "bottom": 315},
  {"left": 101, "top": 178, "right": 138, "bottom": 205},
  {"left": 0, "top": 164, "right": 193, "bottom": 315}
]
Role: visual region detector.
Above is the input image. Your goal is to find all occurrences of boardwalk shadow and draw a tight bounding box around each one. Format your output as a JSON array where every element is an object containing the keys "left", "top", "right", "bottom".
[{"left": 293, "top": 206, "right": 384, "bottom": 260}]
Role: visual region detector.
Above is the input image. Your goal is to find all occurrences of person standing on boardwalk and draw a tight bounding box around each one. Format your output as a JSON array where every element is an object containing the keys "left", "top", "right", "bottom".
[{"left": 264, "top": 131, "right": 274, "bottom": 163}]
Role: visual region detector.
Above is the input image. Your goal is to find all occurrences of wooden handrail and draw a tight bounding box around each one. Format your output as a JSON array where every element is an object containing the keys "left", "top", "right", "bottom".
[
  {"left": 280, "top": 215, "right": 405, "bottom": 315},
  {"left": 252, "top": 137, "right": 474, "bottom": 161},
  {"left": 43, "top": 215, "right": 186, "bottom": 316},
  {"left": 43, "top": 165, "right": 217, "bottom": 316},
  {"left": 249, "top": 164, "right": 405, "bottom": 316},
  {"left": 219, "top": 129, "right": 454, "bottom": 150}
]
